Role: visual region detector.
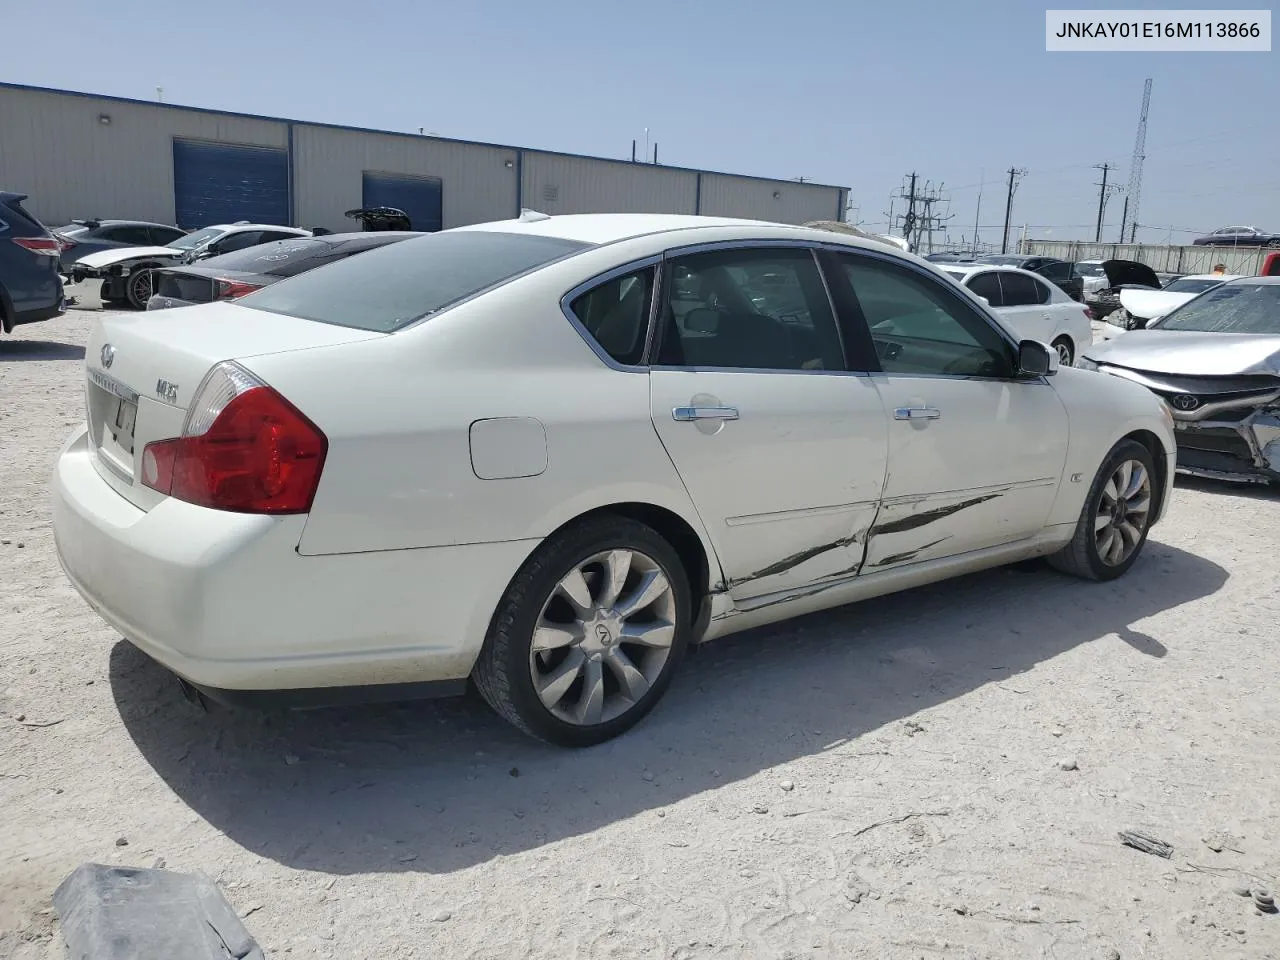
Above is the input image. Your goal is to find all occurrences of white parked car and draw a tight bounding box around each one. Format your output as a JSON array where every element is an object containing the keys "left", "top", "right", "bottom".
[
  {"left": 938, "top": 263, "right": 1094, "bottom": 366},
  {"left": 70, "top": 222, "right": 313, "bottom": 309},
  {"left": 52, "top": 213, "right": 1176, "bottom": 746}
]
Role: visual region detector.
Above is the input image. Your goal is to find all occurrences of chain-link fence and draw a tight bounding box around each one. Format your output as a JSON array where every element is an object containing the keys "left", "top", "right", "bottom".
[{"left": 1021, "top": 240, "right": 1274, "bottom": 275}]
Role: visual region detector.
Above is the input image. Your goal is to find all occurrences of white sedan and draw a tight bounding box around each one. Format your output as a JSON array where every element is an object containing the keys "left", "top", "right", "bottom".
[
  {"left": 939, "top": 263, "right": 1094, "bottom": 367},
  {"left": 52, "top": 213, "right": 1176, "bottom": 746}
]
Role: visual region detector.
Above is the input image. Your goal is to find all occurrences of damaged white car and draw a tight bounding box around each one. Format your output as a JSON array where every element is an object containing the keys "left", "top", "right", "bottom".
[
  {"left": 1082, "top": 276, "right": 1280, "bottom": 485},
  {"left": 69, "top": 223, "right": 311, "bottom": 309},
  {"left": 52, "top": 213, "right": 1176, "bottom": 746},
  {"left": 1099, "top": 273, "right": 1243, "bottom": 341}
]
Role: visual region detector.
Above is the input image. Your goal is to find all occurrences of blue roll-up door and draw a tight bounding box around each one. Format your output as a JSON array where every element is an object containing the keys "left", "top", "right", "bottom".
[
  {"left": 361, "top": 172, "right": 443, "bottom": 232},
  {"left": 172, "top": 139, "right": 289, "bottom": 229}
]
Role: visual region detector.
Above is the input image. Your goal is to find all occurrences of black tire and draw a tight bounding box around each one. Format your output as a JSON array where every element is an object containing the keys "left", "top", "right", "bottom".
[
  {"left": 473, "top": 515, "right": 692, "bottom": 747},
  {"left": 1048, "top": 439, "right": 1156, "bottom": 582},
  {"left": 1051, "top": 336, "right": 1074, "bottom": 367},
  {"left": 124, "top": 268, "right": 154, "bottom": 310}
]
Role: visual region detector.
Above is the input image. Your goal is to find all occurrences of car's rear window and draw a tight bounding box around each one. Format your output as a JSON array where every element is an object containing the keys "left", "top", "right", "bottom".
[
  {"left": 238, "top": 230, "right": 591, "bottom": 332},
  {"left": 201, "top": 238, "right": 332, "bottom": 275}
]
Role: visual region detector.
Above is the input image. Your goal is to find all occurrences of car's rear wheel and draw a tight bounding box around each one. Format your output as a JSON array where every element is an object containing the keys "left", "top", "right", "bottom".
[
  {"left": 125, "top": 268, "right": 154, "bottom": 309},
  {"left": 473, "top": 516, "right": 691, "bottom": 747},
  {"left": 1048, "top": 439, "right": 1156, "bottom": 581},
  {"left": 1051, "top": 336, "right": 1074, "bottom": 367}
]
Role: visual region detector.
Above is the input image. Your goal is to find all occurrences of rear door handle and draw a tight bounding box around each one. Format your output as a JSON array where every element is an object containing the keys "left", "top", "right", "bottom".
[
  {"left": 894, "top": 406, "right": 941, "bottom": 421},
  {"left": 673, "top": 405, "right": 739, "bottom": 422}
]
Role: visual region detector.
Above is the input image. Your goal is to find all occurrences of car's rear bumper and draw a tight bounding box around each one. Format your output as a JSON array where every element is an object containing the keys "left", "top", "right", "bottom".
[{"left": 52, "top": 426, "right": 537, "bottom": 695}]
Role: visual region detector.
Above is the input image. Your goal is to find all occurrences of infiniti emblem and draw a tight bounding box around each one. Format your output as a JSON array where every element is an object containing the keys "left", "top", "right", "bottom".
[
  {"left": 594, "top": 623, "right": 613, "bottom": 646},
  {"left": 100, "top": 343, "right": 115, "bottom": 368},
  {"left": 1170, "top": 394, "right": 1200, "bottom": 411}
]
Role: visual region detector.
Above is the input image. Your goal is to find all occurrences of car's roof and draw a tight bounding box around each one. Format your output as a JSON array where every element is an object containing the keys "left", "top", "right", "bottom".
[
  {"left": 938, "top": 263, "right": 1045, "bottom": 278},
  {"left": 1226, "top": 275, "right": 1280, "bottom": 285},
  {"left": 1175, "top": 273, "right": 1243, "bottom": 281},
  {"left": 208, "top": 223, "right": 310, "bottom": 232},
  {"left": 454, "top": 212, "right": 876, "bottom": 248}
]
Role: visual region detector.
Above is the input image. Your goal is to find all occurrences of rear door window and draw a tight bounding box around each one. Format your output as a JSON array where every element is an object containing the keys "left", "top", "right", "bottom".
[
  {"left": 998, "top": 272, "right": 1041, "bottom": 307},
  {"left": 214, "top": 231, "right": 266, "bottom": 254},
  {"left": 966, "top": 271, "right": 1004, "bottom": 306},
  {"left": 569, "top": 267, "right": 655, "bottom": 366},
  {"left": 238, "top": 230, "right": 591, "bottom": 332}
]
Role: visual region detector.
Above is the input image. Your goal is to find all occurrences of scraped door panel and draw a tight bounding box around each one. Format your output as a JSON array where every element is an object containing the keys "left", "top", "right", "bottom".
[{"left": 650, "top": 370, "right": 888, "bottom": 598}]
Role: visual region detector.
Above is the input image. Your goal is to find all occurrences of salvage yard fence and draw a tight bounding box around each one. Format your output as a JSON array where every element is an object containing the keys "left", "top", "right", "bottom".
[{"left": 1020, "top": 240, "right": 1275, "bottom": 276}]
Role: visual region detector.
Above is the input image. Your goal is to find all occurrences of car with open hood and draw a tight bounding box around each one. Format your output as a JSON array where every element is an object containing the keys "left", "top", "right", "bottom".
[
  {"left": 70, "top": 222, "right": 313, "bottom": 309},
  {"left": 1085, "top": 259, "right": 1162, "bottom": 320},
  {"left": 1080, "top": 276, "right": 1280, "bottom": 485},
  {"left": 1098, "top": 273, "right": 1243, "bottom": 341}
]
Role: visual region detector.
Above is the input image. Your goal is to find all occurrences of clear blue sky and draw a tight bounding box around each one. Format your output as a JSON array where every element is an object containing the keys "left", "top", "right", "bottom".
[{"left": 4, "top": 0, "right": 1276, "bottom": 243}]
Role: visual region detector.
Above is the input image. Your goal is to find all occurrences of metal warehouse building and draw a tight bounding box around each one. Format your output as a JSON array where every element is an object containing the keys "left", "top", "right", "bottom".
[{"left": 0, "top": 83, "right": 848, "bottom": 234}]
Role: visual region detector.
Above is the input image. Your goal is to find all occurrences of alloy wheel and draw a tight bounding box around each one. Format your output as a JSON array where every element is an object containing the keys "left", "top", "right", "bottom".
[
  {"left": 529, "top": 549, "right": 677, "bottom": 726},
  {"left": 1055, "top": 340, "right": 1074, "bottom": 366},
  {"left": 129, "top": 269, "right": 153, "bottom": 305},
  {"left": 1094, "top": 458, "right": 1152, "bottom": 566}
]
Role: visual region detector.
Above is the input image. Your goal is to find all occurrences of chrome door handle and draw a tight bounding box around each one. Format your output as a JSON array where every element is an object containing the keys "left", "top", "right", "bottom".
[
  {"left": 894, "top": 406, "right": 941, "bottom": 421},
  {"left": 673, "top": 405, "right": 739, "bottom": 422}
]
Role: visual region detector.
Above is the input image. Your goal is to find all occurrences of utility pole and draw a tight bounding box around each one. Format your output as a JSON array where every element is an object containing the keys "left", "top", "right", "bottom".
[
  {"left": 972, "top": 171, "right": 983, "bottom": 253},
  {"left": 1001, "top": 167, "right": 1027, "bottom": 254},
  {"left": 902, "top": 172, "right": 918, "bottom": 249},
  {"left": 1117, "top": 196, "right": 1129, "bottom": 243},
  {"left": 1093, "top": 163, "right": 1114, "bottom": 242}
]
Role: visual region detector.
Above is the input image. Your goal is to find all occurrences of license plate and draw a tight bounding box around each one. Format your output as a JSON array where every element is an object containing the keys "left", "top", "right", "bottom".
[{"left": 112, "top": 397, "right": 137, "bottom": 453}]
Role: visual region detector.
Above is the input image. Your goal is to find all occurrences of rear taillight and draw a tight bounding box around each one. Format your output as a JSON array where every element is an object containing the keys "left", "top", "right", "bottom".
[
  {"left": 1083, "top": 306, "right": 1096, "bottom": 320},
  {"left": 54, "top": 234, "right": 77, "bottom": 252},
  {"left": 11, "top": 237, "right": 61, "bottom": 256},
  {"left": 214, "top": 278, "right": 263, "bottom": 300},
  {"left": 141, "top": 361, "right": 326, "bottom": 514}
]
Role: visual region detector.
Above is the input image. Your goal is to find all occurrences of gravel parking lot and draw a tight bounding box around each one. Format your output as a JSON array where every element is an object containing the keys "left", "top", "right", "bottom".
[{"left": 3, "top": 299, "right": 1279, "bottom": 959}]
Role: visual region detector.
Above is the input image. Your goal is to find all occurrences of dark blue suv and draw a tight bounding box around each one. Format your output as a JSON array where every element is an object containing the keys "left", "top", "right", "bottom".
[{"left": 1, "top": 191, "right": 65, "bottom": 334}]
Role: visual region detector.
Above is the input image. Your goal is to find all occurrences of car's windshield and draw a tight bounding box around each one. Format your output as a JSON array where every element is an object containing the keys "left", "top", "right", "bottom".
[
  {"left": 1074, "top": 262, "right": 1105, "bottom": 278},
  {"left": 238, "top": 230, "right": 591, "bottom": 331},
  {"left": 1162, "top": 277, "right": 1222, "bottom": 294},
  {"left": 167, "top": 226, "right": 222, "bottom": 250},
  {"left": 1155, "top": 282, "right": 1280, "bottom": 333}
]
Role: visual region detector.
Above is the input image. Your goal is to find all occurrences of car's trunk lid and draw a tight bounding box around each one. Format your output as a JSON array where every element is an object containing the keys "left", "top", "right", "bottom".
[
  {"left": 83, "top": 301, "right": 384, "bottom": 510},
  {"left": 78, "top": 246, "right": 187, "bottom": 271}
]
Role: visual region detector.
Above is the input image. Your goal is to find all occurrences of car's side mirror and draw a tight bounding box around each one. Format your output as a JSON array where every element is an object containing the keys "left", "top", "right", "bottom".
[
  {"left": 683, "top": 307, "right": 720, "bottom": 334},
  {"left": 1017, "top": 339, "right": 1058, "bottom": 377}
]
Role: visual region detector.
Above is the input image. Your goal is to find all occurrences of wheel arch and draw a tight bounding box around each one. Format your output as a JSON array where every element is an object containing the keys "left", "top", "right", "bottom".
[
  {"left": 537, "top": 501, "right": 718, "bottom": 639},
  {"left": 1120, "top": 428, "right": 1170, "bottom": 525}
]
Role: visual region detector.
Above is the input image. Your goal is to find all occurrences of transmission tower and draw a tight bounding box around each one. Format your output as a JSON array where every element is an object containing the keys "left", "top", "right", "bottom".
[
  {"left": 887, "top": 174, "right": 952, "bottom": 252},
  {"left": 1121, "top": 78, "right": 1152, "bottom": 244}
]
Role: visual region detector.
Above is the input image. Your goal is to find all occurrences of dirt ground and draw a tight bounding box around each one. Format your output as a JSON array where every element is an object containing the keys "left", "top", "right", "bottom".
[{"left": 3, "top": 296, "right": 1279, "bottom": 960}]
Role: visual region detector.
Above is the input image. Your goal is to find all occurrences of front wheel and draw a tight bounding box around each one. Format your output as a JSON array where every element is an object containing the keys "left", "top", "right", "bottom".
[
  {"left": 1051, "top": 336, "right": 1074, "bottom": 367},
  {"left": 125, "top": 268, "right": 155, "bottom": 309},
  {"left": 473, "top": 516, "right": 691, "bottom": 747},
  {"left": 1048, "top": 439, "right": 1156, "bottom": 581}
]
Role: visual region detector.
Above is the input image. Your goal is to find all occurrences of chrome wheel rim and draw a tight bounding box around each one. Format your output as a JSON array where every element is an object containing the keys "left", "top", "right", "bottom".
[
  {"left": 530, "top": 549, "right": 676, "bottom": 726},
  {"left": 1094, "top": 459, "right": 1152, "bottom": 566},
  {"left": 130, "top": 270, "right": 153, "bottom": 303},
  {"left": 1055, "top": 341, "right": 1073, "bottom": 366}
]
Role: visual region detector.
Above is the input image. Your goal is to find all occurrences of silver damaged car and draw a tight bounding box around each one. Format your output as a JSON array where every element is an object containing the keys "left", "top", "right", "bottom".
[{"left": 1081, "top": 276, "right": 1280, "bottom": 485}]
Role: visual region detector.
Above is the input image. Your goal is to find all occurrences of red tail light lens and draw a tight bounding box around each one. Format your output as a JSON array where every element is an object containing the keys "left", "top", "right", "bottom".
[
  {"left": 12, "top": 237, "right": 62, "bottom": 256},
  {"left": 54, "top": 234, "right": 77, "bottom": 252},
  {"left": 1083, "top": 306, "right": 1096, "bottom": 320},
  {"left": 141, "top": 362, "right": 326, "bottom": 514},
  {"left": 214, "top": 278, "right": 263, "bottom": 300}
]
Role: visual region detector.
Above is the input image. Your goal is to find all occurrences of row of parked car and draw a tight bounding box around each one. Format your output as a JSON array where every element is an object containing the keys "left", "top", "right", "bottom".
[{"left": 0, "top": 195, "right": 420, "bottom": 329}]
